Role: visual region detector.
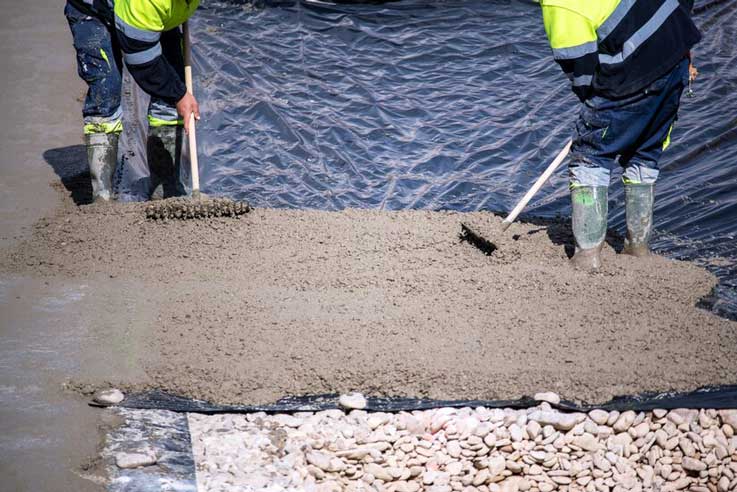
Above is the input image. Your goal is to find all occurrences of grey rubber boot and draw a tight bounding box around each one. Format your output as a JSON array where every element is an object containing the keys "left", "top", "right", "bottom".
[
  {"left": 570, "top": 186, "right": 608, "bottom": 270},
  {"left": 147, "top": 125, "right": 186, "bottom": 199},
  {"left": 623, "top": 183, "right": 655, "bottom": 257},
  {"left": 85, "top": 132, "right": 118, "bottom": 201}
]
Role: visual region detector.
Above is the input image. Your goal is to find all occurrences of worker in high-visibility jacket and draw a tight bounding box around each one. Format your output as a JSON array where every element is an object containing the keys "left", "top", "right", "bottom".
[
  {"left": 540, "top": 0, "right": 701, "bottom": 270},
  {"left": 64, "top": 0, "right": 199, "bottom": 201}
]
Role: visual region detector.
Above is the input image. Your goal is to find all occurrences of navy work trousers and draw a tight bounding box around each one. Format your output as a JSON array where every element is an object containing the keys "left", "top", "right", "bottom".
[
  {"left": 569, "top": 58, "right": 690, "bottom": 187},
  {"left": 64, "top": 1, "right": 182, "bottom": 133},
  {"left": 65, "top": 1, "right": 123, "bottom": 133}
]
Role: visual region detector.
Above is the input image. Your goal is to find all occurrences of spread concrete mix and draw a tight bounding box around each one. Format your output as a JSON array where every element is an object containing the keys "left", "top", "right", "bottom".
[{"left": 3, "top": 195, "right": 737, "bottom": 407}]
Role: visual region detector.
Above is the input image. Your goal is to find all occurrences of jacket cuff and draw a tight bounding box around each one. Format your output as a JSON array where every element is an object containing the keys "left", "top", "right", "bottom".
[{"left": 168, "top": 83, "right": 188, "bottom": 106}]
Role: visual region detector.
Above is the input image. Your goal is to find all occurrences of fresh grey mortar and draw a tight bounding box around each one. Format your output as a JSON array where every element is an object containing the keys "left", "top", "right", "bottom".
[{"left": 5, "top": 201, "right": 737, "bottom": 405}]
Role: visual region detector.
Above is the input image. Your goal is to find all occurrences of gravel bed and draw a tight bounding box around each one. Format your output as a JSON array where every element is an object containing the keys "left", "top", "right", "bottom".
[{"left": 188, "top": 397, "right": 737, "bottom": 492}]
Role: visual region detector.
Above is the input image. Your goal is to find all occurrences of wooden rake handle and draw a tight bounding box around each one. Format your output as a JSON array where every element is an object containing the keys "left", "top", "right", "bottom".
[
  {"left": 501, "top": 140, "right": 572, "bottom": 232},
  {"left": 182, "top": 21, "right": 201, "bottom": 198}
]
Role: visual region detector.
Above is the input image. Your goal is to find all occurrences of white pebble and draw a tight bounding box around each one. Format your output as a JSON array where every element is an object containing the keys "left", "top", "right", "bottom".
[
  {"left": 184, "top": 404, "right": 737, "bottom": 492},
  {"left": 339, "top": 392, "right": 367, "bottom": 410},
  {"left": 93, "top": 388, "right": 125, "bottom": 405},
  {"left": 681, "top": 457, "right": 706, "bottom": 472},
  {"left": 305, "top": 451, "right": 333, "bottom": 472},
  {"left": 115, "top": 449, "right": 157, "bottom": 469},
  {"left": 588, "top": 409, "right": 609, "bottom": 426},
  {"left": 533, "top": 392, "right": 560, "bottom": 405},
  {"left": 612, "top": 411, "right": 636, "bottom": 432}
]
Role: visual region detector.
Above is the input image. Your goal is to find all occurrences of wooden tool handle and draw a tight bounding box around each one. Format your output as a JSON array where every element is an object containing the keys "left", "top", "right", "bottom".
[
  {"left": 182, "top": 21, "right": 201, "bottom": 198},
  {"left": 501, "top": 139, "right": 572, "bottom": 232}
]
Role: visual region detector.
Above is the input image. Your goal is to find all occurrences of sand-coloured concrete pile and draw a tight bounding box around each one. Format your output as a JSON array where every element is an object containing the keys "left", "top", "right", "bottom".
[{"left": 2, "top": 198, "right": 737, "bottom": 405}]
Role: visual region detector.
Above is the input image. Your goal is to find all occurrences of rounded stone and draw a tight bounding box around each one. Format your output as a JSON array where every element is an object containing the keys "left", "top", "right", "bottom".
[
  {"left": 572, "top": 433, "right": 599, "bottom": 452},
  {"left": 631, "top": 422, "right": 650, "bottom": 439},
  {"left": 447, "top": 441, "right": 462, "bottom": 459},
  {"left": 509, "top": 424, "right": 524, "bottom": 442},
  {"left": 612, "top": 411, "right": 636, "bottom": 432},
  {"left": 533, "top": 392, "right": 560, "bottom": 405},
  {"left": 446, "top": 461, "right": 463, "bottom": 476},
  {"left": 472, "top": 469, "right": 490, "bottom": 486},
  {"left": 306, "top": 451, "right": 333, "bottom": 472},
  {"left": 366, "top": 463, "right": 393, "bottom": 482},
  {"left": 588, "top": 409, "right": 609, "bottom": 425},
  {"left": 339, "top": 393, "right": 368, "bottom": 410},
  {"left": 718, "top": 476, "right": 730, "bottom": 492},
  {"left": 93, "top": 388, "right": 125, "bottom": 405},
  {"left": 681, "top": 457, "right": 706, "bottom": 473},
  {"left": 487, "top": 455, "right": 506, "bottom": 476},
  {"left": 115, "top": 449, "right": 157, "bottom": 469}
]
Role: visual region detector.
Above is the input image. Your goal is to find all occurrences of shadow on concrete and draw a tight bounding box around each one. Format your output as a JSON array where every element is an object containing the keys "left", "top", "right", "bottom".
[
  {"left": 44, "top": 140, "right": 189, "bottom": 205},
  {"left": 43, "top": 145, "right": 93, "bottom": 205},
  {"left": 520, "top": 215, "right": 625, "bottom": 258},
  {"left": 461, "top": 213, "right": 624, "bottom": 260}
]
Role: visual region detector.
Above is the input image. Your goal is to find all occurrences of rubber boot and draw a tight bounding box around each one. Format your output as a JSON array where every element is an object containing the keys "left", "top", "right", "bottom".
[
  {"left": 623, "top": 183, "right": 655, "bottom": 257},
  {"left": 85, "top": 132, "right": 118, "bottom": 201},
  {"left": 147, "top": 125, "right": 185, "bottom": 199},
  {"left": 570, "top": 186, "right": 608, "bottom": 271}
]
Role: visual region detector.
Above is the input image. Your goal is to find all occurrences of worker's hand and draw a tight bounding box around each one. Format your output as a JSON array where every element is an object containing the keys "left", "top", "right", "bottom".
[
  {"left": 176, "top": 92, "right": 200, "bottom": 134},
  {"left": 689, "top": 63, "right": 699, "bottom": 82}
]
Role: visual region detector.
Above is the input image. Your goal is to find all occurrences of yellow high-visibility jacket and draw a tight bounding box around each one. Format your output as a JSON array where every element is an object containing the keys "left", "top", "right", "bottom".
[
  {"left": 114, "top": 0, "right": 199, "bottom": 104},
  {"left": 540, "top": 0, "right": 700, "bottom": 101}
]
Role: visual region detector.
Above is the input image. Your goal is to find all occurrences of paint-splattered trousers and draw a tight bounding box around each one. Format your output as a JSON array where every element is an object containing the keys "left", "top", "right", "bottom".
[
  {"left": 569, "top": 58, "right": 690, "bottom": 187},
  {"left": 64, "top": 1, "right": 181, "bottom": 134}
]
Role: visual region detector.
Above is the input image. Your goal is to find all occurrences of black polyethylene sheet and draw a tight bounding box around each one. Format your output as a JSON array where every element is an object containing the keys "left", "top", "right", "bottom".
[{"left": 113, "top": 386, "right": 737, "bottom": 414}]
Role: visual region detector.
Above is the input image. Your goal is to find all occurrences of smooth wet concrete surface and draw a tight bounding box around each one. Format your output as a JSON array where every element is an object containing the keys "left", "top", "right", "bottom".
[
  {"left": 0, "top": 0, "right": 79, "bottom": 250},
  {"left": 0, "top": 274, "right": 156, "bottom": 491},
  {"left": 0, "top": 1, "right": 112, "bottom": 490},
  {"left": 0, "top": 277, "right": 104, "bottom": 491}
]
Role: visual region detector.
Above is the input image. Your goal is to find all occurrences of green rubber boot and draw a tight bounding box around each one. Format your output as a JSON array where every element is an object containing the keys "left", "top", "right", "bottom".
[
  {"left": 570, "top": 186, "right": 608, "bottom": 270},
  {"left": 147, "top": 125, "right": 186, "bottom": 199},
  {"left": 85, "top": 132, "right": 118, "bottom": 201},
  {"left": 623, "top": 183, "right": 655, "bottom": 257}
]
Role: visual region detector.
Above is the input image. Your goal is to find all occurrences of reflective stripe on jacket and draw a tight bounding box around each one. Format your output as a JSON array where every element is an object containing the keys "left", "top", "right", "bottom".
[
  {"left": 540, "top": 0, "right": 701, "bottom": 102},
  {"left": 114, "top": 0, "right": 199, "bottom": 104}
]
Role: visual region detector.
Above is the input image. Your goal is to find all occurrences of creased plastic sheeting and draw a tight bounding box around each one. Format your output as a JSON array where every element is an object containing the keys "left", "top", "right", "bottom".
[
  {"left": 114, "top": 386, "right": 737, "bottom": 414},
  {"left": 103, "top": 408, "right": 197, "bottom": 492},
  {"left": 191, "top": 0, "right": 737, "bottom": 317}
]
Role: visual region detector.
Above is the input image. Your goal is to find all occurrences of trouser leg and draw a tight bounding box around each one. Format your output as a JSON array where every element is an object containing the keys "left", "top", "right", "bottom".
[
  {"left": 147, "top": 115, "right": 186, "bottom": 199},
  {"left": 620, "top": 58, "right": 689, "bottom": 186},
  {"left": 568, "top": 58, "right": 689, "bottom": 265},
  {"left": 146, "top": 28, "right": 189, "bottom": 199},
  {"left": 619, "top": 58, "right": 688, "bottom": 256},
  {"left": 65, "top": 1, "right": 123, "bottom": 201}
]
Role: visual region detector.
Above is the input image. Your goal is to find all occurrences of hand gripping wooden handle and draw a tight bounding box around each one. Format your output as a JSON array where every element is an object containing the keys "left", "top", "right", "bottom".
[{"left": 182, "top": 21, "right": 201, "bottom": 198}]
